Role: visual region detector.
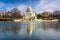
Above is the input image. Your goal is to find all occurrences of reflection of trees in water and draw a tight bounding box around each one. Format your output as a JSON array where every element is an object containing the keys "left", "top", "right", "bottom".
[
  {"left": 11, "top": 27, "right": 21, "bottom": 34},
  {"left": 0, "top": 26, "right": 21, "bottom": 33},
  {"left": 0, "top": 22, "right": 21, "bottom": 34},
  {"left": 0, "top": 21, "right": 60, "bottom": 34},
  {"left": 44, "top": 21, "right": 60, "bottom": 31},
  {"left": 11, "top": 23, "right": 21, "bottom": 34},
  {"left": 35, "top": 21, "right": 60, "bottom": 31},
  {"left": 42, "top": 21, "right": 51, "bottom": 31},
  {"left": 54, "top": 22, "right": 60, "bottom": 31}
]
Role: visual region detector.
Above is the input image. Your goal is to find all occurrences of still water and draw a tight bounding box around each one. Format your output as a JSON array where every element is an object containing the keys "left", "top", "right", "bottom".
[{"left": 0, "top": 21, "right": 60, "bottom": 40}]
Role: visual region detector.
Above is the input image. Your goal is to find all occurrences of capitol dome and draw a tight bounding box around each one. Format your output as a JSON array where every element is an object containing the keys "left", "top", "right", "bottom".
[{"left": 27, "top": 6, "right": 32, "bottom": 12}]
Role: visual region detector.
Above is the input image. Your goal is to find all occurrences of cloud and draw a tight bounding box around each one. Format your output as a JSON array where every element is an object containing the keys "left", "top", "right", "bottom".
[
  {"left": 4, "top": 4, "right": 27, "bottom": 12},
  {"left": 17, "top": 4, "right": 27, "bottom": 13},
  {"left": 1, "top": 0, "right": 60, "bottom": 13},
  {"left": 6, "top": 6, "right": 15, "bottom": 11},
  {"left": 0, "top": 2, "right": 5, "bottom": 8},
  {"left": 34, "top": 0, "right": 60, "bottom": 13}
]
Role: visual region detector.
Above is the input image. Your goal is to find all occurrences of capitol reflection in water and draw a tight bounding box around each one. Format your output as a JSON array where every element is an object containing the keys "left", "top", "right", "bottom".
[{"left": 0, "top": 21, "right": 60, "bottom": 40}]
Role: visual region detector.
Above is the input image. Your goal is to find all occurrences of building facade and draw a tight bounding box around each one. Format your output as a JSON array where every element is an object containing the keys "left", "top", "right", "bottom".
[{"left": 25, "top": 6, "right": 35, "bottom": 21}]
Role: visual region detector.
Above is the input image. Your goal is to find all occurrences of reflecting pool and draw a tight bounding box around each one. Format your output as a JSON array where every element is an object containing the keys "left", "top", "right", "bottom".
[{"left": 0, "top": 21, "right": 60, "bottom": 40}]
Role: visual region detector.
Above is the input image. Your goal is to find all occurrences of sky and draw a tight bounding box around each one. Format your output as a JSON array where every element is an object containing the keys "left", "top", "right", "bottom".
[{"left": 0, "top": 0, "right": 60, "bottom": 13}]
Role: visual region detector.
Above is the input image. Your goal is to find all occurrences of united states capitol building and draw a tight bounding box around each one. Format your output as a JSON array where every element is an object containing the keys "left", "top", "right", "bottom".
[
  {"left": 22, "top": 6, "right": 58, "bottom": 21},
  {"left": 0, "top": 5, "right": 59, "bottom": 22},
  {"left": 23, "top": 6, "right": 37, "bottom": 21}
]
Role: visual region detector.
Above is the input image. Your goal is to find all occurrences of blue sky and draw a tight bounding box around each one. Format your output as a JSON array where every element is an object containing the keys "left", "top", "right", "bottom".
[{"left": 0, "top": 0, "right": 60, "bottom": 13}]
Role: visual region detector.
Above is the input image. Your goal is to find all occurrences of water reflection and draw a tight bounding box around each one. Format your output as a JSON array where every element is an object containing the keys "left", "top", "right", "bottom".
[
  {"left": 27, "top": 21, "right": 33, "bottom": 37},
  {"left": 0, "top": 21, "right": 60, "bottom": 40},
  {"left": 33, "top": 21, "right": 60, "bottom": 31},
  {"left": 0, "top": 22, "right": 21, "bottom": 34}
]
